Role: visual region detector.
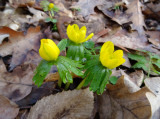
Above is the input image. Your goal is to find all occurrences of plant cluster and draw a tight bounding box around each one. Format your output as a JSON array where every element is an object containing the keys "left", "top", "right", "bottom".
[{"left": 32, "top": 24, "right": 125, "bottom": 94}]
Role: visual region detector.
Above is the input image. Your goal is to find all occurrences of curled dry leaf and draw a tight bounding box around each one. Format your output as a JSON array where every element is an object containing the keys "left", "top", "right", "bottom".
[
  {"left": 0, "top": 26, "right": 41, "bottom": 71},
  {"left": 0, "top": 95, "right": 19, "bottom": 119},
  {"left": 145, "top": 77, "right": 160, "bottom": 119},
  {"left": 120, "top": 70, "right": 142, "bottom": 93},
  {"left": 27, "top": 88, "right": 94, "bottom": 119},
  {"left": 147, "top": 31, "right": 160, "bottom": 48},
  {"left": 97, "top": 76, "right": 151, "bottom": 119},
  {"left": 0, "top": 59, "right": 33, "bottom": 102}
]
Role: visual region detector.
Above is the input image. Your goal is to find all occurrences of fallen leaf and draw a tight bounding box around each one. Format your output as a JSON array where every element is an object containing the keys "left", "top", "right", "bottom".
[
  {"left": 0, "top": 34, "right": 9, "bottom": 44},
  {"left": 97, "top": 76, "right": 151, "bottom": 119},
  {"left": 0, "top": 95, "right": 19, "bottom": 119},
  {"left": 144, "top": 77, "right": 160, "bottom": 96},
  {"left": 0, "top": 26, "right": 41, "bottom": 71},
  {"left": 126, "top": 0, "right": 145, "bottom": 36},
  {"left": 145, "top": 77, "right": 160, "bottom": 119},
  {"left": 27, "top": 88, "right": 94, "bottom": 119},
  {"left": 147, "top": 31, "right": 160, "bottom": 48},
  {"left": 0, "top": 59, "right": 33, "bottom": 102},
  {"left": 71, "top": 0, "right": 105, "bottom": 17},
  {"left": 16, "top": 82, "right": 59, "bottom": 107},
  {"left": 120, "top": 70, "right": 142, "bottom": 93},
  {"left": 95, "top": 27, "right": 160, "bottom": 55},
  {"left": 9, "top": 0, "right": 35, "bottom": 8}
]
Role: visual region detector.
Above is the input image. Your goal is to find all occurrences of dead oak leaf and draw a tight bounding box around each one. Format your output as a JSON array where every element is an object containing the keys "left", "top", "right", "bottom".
[
  {"left": 0, "top": 59, "right": 33, "bottom": 102},
  {"left": 126, "top": 0, "right": 146, "bottom": 36},
  {"left": 0, "top": 95, "right": 19, "bottom": 119},
  {"left": 27, "top": 88, "right": 94, "bottom": 119},
  {"left": 0, "top": 26, "right": 41, "bottom": 71},
  {"left": 71, "top": 0, "right": 104, "bottom": 17},
  {"left": 145, "top": 77, "right": 160, "bottom": 119},
  {"left": 97, "top": 76, "right": 151, "bottom": 119},
  {"left": 95, "top": 27, "right": 160, "bottom": 55}
]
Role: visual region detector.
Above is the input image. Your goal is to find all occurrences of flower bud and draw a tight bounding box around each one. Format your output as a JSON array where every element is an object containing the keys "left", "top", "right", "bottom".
[{"left": 39, "top": 39, "right": 60, "bottom": 61}]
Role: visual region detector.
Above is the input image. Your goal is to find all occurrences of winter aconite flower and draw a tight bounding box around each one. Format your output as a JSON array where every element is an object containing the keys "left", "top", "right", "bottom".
[
  {"left": 67, "top": 24, "right": 94, "bottom": 44},
  {"left": 48, "top": 3, "right": 54, "bottom": 9},
  {"left": 100, "top": 41, "right": 125, "bottom": 69},
  {"left": 39, "top": 39, "right": 60, "bottom": 61}
]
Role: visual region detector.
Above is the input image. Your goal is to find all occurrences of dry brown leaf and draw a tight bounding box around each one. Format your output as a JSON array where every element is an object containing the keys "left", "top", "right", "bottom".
[
  {"left": 144, "top": 77, "right": 160, "bottom": 96},
  {"left": 9, "top": 0, "right": 35, "bottom": 8},
  {"left": 147, "top": 31, "right": 160, "bottom": 47},
  {"left": 0, "top": 59, "right": 33, "bottom": 102},
  {"left": 71, "top": 0, "right": 105, "bottom": 17},
  {"left": 120, "top": 70, "right": 141, "bottom": 93},
  {"left": 145, "top": 77, "right": 160, "bottom": 119},
  {"left": 0, "top": 95, "right": 19, "bottom": 119},
  {"left": 27, "top": 88, "right": 94, "bottom": 119},
  {"left": 129, "top": 70, "right": 144, "bottom": 87},
  {"left": 0, "top": 26, "right": 41, "bottom": 70},
  {"left": 126, "top": 0, "right": 145, "bottom": 36},
  {"left": 97, "top": 76, "right": 151, "bottom": 119},
  {"left": 95, "top": 27, "right": 160, "bottom": 55}
]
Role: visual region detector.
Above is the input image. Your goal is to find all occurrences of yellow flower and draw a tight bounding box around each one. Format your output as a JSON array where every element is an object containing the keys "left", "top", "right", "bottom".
[
  {"left": 48, "top": 3, "right": 54, "bottom": 9},
  {"left": 39, "top": 39, "right": 60, "bottom": 61},
  {"left": 100, "top": 41, "right": 125, "bottom": 69},
  {"left": 66, "top": 24, "right": 94, "bottom": 44}
]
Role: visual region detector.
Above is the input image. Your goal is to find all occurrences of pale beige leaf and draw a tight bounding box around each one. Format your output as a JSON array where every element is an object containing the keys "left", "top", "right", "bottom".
[
  {"left": 0, "top": 95, "right": 19, "bottom": 119},
  {"left": 145, "top": 77, "right": 160, "bottom": 97},
  {"left": 27, "top": 88, "right": 94, "bottom": 119},
  {"left": 146, "top": 92, "right": 160, "bottom": 119}
]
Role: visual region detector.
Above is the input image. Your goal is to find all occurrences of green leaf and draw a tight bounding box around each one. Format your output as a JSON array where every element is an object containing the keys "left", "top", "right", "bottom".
[
  {"left": 132, "top": 62, "right": 148, "bottom": 71},
  {"left": 99, "top": 69, "right": 112, "bottom": 94},
  {"left": 32, "top": 60, "right": 53, "bottom": 87},
  {"left": 40, "top": 0, "right": 50, "bottom": 11},
  {"left": 57, "top": 39, "right": 68, "bottom": 51},
  {"left": 109, "top": 76, "right": 118, "bottom": 85},
  {"left": 57, "top": 63, "right": 67, "bottom": 83},
  {"left": 128, "top": 53, "right": 147, "bottom": 63},
  {"left": 51, "top": 19, "right": 57, "bottom": 23},
  {"left": 83, "top": 40, "right": 95, "bottom": 49},
  {"left": 53, "top": 6, "right": 59, "bottom": 12},
  {"left": 67, "top": 44, "right": 84, "bottom": 61},
  {"left": 45, "top": 17, "right": 52, "bottom": 22}
]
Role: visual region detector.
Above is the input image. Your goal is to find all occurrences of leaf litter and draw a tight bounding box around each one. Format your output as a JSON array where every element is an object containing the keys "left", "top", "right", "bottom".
[{"left": 0, "top": 0, "right": 160, "bottom": 118}]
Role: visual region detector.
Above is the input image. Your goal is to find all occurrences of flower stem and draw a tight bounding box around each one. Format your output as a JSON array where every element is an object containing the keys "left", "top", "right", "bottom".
[
  {"left": 64, "top": 82, "right": 70, "bottom": 90},
  {"left": 76, "top": 78, "right": 86, "bottom": 90},
  {"left": 58, "top": 78, "right": 62, "bottom": 87}
]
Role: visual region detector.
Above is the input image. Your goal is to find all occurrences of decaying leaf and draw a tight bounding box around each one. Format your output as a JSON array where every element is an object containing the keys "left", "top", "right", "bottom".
[
  {"left": 0, "top": 34, "right": 9, "bottom": 44},
  {"left": 71, "top": 0, "right": 104, "bottom": 17},
  {"left": 0, "top": 26, "right": 41, "bottom": 70},
  {"left": 145, "top": 77, "right": 160, "bottom": 119},
  {"left": 0, "top": 59, "right": 33, "bottom": 102},
  {"left": 0, "top": 95, "right": 19, "bottom": 119},
  {"left": 27, "top": 88, "right": 94, "bottom": 119},
  {"left": 9, "top": 0, "right": 35, "bottom": 8},
  {"left": 147, "top": 31, "right": 160, "bottom": 48},
  {"left": 95, "top": 27, "right": 160, "bottom": 55},
  {"left": 97, "top": 76, "right": 151, "bottom": 119}
]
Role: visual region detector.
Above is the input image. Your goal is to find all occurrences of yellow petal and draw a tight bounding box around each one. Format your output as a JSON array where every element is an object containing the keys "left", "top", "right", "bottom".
[
  {"left": 112, "top": 50, "right": 123, "bottom": 59},
  {"left": 81, "top": 33, "right": 94, "bottom": 43},
  {"left": 73, "top": 24, "right": 79, "bottom": 31},
  {"left": 100, "top": 41, "right": 114, "bottom": 64},
  {"left": 79, "top": 26, "right": 87, "bottom": 40},
  {"left": 39, "top": 39, "right": 60, "bottom": 61}
]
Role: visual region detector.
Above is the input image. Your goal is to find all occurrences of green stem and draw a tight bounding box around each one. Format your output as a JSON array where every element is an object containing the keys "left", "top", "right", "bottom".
[
  {"left": 64, "top": 82, "right": 70, "bottom": 90},
  {"left": 58, "top": 78, "right": 62, "bottom": 87},
  {"left": 49, "top": 11, "right": 53, "bottom": 19},
  {"left": 76, "top": 78, "right": 86, "bottom": 90}
]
